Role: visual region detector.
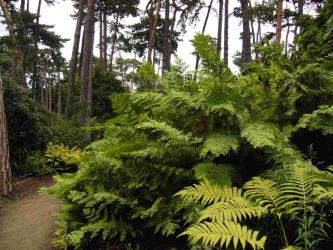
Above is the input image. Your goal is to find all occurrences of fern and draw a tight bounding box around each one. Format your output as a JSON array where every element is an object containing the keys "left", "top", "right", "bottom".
[
  {"left": 180, "top": 221, "right": 266, "bottom": 250},
  {"left": 241, "top": 122, "right": 277, "bottom": 148},
  {"left": 200, "top": 133, "right": 239, "bottom": 158}
]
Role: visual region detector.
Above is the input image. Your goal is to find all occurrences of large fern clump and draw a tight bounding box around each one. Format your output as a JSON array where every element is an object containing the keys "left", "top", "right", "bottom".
[{"left": 43, "top": 31, "right": 333, "bottom": 249}]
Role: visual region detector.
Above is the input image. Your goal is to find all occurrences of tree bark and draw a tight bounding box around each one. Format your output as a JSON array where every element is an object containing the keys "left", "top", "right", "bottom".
[
  {"left": 79, "top": 27, "right": 85, "bottom": 74},
  {"left": 223, "top": 0, "right": 229, "bottom": 66},
  {"left": 217, "top": 0, "right": 223, "bottom": 57},
  {"left": 162, "top": 0, "right": 171, "bottom": 72},
  {"left": 103, "top": 7, "right": 108, "bottom": 67},
  {"left": 147, "top": 0, "right": 162, "bottom": 64},
  {"left": 99, "top": 7, "right": 103, "bottom": 65},
  {"left": 298, "top": 0, "right": 304, "bottom": 33},
  {"left": 20, "top": 0, "right": 25, "bottom": 12},
  {"left": 32, "top": 0, "right": 42, "bottom": 99},
  {"left": 109, "top": 12, "right": 119, "bottom": 71},
  {"left": 65, "top": 0, "right": 84, "bottom": 119},
  {"left": 194, "top": 0, "right": 214, "bottom": 72},
  {"left": 26, "top": 0, "right": 29, "bottom": 11},
  {"left": 78, "top": 0, "right": 96, "bottom": 126},
  {"left": 0, "top": 77, "right": 13, "bottom": 196},
  {"left": 0, "top": 0, "right": 25, "bottom": 84},
  {"left": 240, "top": 0, "right": 251, "bottom": 64},
  {"left": 275, "top": 0, "right": 283, "bottom": 45},
  {"left": 57, "top": 71, "right": 62, "bottom": 115},
  {"left": 285, "top": 18, "right": 290, "bottom": 55}
]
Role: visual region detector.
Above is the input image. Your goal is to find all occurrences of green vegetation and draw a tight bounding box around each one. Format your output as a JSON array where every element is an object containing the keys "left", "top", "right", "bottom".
[{"left": 1, "top": 0, "right": 332, "bottom": 249}]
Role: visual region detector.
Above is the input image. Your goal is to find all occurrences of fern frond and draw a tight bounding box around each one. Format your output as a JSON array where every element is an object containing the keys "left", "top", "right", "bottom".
[
  {"left": 200, "top": 133, "right": 239, "bottom": 158},
  {"left": 244, "top": 177, "right": 283, "bottom": 216},
  {"left": 280, "top": 246, "right": 302, "bottom": 250},
  {"left": 198, "top": 198, "right": 267, "bottom": 222},
  {"left": 241, "top": 123, "right": 277, "bottom": 148},
  {"left": 180, "top": 221, "right": 266, "bottom": 249},
  {"left": 175, "top": 181, "right": 242, "bottom": 206}
]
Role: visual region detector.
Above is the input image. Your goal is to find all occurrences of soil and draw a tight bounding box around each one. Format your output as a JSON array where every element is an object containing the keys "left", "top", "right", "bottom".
[{"left": 0, "top": 176, "right": 60, "bottom": 250}]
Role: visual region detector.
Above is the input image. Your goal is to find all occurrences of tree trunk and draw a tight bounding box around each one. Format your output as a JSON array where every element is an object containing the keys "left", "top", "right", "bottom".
[
  {"left": 194, "top": 0, "right": 214, "bottom": 72},
  {"left": 285, "top": 18, "right": 290, "bottom": 55},
  {"left": 275, "top": 0, "right": 283, "bottom": 45},
  {"left": 147, "top": 0, "right": 162, "bottom": 64},
  {"left": 48, "top": 73, "right": 52, "bottom": 111},
  {"left": 79, "top": 27, "right": 85, "bottom": 74},
  {"left": 298, "top": 0, "right": 304, "bottom": 33},
  {"left": 217, "top": 0, "right": 223, "bottom": 57},
  {"left": 240, "top": 0, "right": 251, "bottom": 64},
  {"left": 0, "top": 0, "right": 25, "bottom": 84},
  {"left": 99, "top": 7, "right": 103, "bottom": 65},
  {"left": 57, "top": 71, "right": 62, "bottom": 115},
  {"left": 103, "top": 7, "right": 108, "bottom": 67},
  {"left": 0, "top": 77, "right": 13, "bottom": 196},
  {"left": 78, "top": 0, "right": 96, "bottom": 126},
  {"left": 65, "top": 0, "right": 84, "bottom": 119},
  {"left": 20, "top": 0, "right": 25, "bottom": 12},
  {"left": 109, "top": 13, "right": 119, "bottom": 71},
  {"left": 26, "top": 0, "right": 29, "bottom": 11},
  {"left": 162, "top": 0, "right": 171, "bottom": 72},
  {"left": 32, "top": 0, "right": 42, "bottom": 99},
  {"left": 223, "top": 0, "right": 229, "bottom": 66}
]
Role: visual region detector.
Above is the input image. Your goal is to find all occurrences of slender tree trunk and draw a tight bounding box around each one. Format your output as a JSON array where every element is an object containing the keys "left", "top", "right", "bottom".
[
  {"left": 275, "top": 0, "right": 283, "bottom": 45},
  {"left": 99, "top": 7, "right": 103, "bottom": 65},
  {"left": 78, "top": 0, "right": 96, "bottom": 126},
  {"left": 43, "top": 66, "right": 48, "bottom": 108},
  {"left": 224, "top": 0, "right": 229, "bottom": 66},
  {"left": 0, "top": 77, "right": 13, "bottom": 197},
  {"left": 57, "top": 71, "right": 62, "bottom": 115},
  {"left": 32, "top": 0, "right": 42, "bottom": 99},
  {"left": 162, "top": 0, "right": 171, "bottom": 71},
  {"left": 240, "top": 0, "right": 251, "bottom": 64},
  {"left": 0, "top": 0, "right": 25, "bottom": 84},
  {"left": 65, "top": 0, "right": 84, "bottom": 119},
  {"left": 103, "top": 7, "right": 107, "bottom": 67},
  {"left": 195, "top": 0, "right": 214, "bottom": 72},
  {"left": 147, "top": 0, "right": 162, "bottom": 64},
  {"left": 48, "top": 73, "right": 52, "bottom": 111},
  {"left": 79, "top": 27, "right": 85, "bottom": 74},
  {"left": 285, "top": 19, "right": 290, "bottom": 55},
  {"left": 109, "top": 13, "right": 119, "bottom": 71},
  {"left": 20, "top": 0, "right": 25, "bottom": 12},
  {"left": 217, "top": 0, "right": 224, "bottom": 57},
  {"left": 298, "top": 0, "right": 304, "bottom": 33},
  {"left": 26, "top": 0, "right": 29, "bottom": 11}
]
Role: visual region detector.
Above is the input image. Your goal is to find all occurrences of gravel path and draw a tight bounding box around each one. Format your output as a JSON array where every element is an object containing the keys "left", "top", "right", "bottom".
[{"left": 0, "top": 177, "right": 60, "bottom": 250}]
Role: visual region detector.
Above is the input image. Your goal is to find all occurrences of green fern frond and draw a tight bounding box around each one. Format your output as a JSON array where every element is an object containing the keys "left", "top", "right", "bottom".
[
  {"left": 244, "top": 177, "right": 283, "bottom": 216},
  {"left": 180, "top": 221, "right": 266, "bottom": 249},
  {"left": 198, "top": 198, "right": 267, "bottom": 223},
  {"left": 280, "top": 246, "right": 302, "bottom": 250},
  {"left": 241, "top": 123, "right": 277, "bottom": 148},
  {"left": 194, "top": 163, "right": 233, "bottom": 186},
  {"left": 175, "top": 181, "right": 242, "bottom": 206},
  {"left": 200, "top": 133, "right": 239, "bottom": 158}
]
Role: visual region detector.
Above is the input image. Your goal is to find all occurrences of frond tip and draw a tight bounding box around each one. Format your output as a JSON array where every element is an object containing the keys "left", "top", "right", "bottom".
[{"left": 180, "top": 221, "right": 266, "bottom": 250}]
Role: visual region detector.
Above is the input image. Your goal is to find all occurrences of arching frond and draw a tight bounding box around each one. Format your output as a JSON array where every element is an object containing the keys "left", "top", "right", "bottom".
[
  {"left": 180, "top": 221, "right": 266, "bottom": 250},
  {"left": 244, "top": 177, "right": 283, "bottom": 216},
  {"left": 175, "top": 181, "right": 242, "bottom": 206},
  {"left": 198, "top": 198, "right": 267, "bottom": 222},
  {"left": 200, "top": 133, "right": 239, "bottom": 158},
  {"left": 241, "top": 123, "right": 277, "bottom": 148}
]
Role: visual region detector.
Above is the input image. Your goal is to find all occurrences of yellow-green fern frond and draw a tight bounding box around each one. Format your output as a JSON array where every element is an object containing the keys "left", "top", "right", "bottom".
[
  {"left": 281, "top": 246, "right": 302, "bottom": 250},
  {"left": 198, "top": 198, "right": 267, "bottom": 222},
  {"left": 175, "top": 181, "right": 242, "bottom": 206},
  {"left": 244, "top": 177, "right": 283, "bottom": 216},
  {"left": 241, "top": 123, "right": 277, "bottom": 148},
  {"left": 180, "top": 221, "right": 266, "bottom": 250}
]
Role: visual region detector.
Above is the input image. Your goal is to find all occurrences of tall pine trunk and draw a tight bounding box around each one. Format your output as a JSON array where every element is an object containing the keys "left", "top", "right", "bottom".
[
  {"left": 195, "top": 0, "right": 214, "bottom": 72},
  {"left": 147, "top": 0, "right": 161, "bottom": 64},
  {"left": 109, "top": 13, "right": 119, "bottom": 71},
  {"left": 0, "top": 0, "right": 24, "bottom": 84},
  {"left": 57, "top": 71, "right": 62, "bottom": 115},
  {"left": 32, "top": 0, "right": 42, "bottom": 99},
  {"left": 217, "top": 0, "right": 224, "bottom": 57},
  {"left": 224, "top": 0, "right": 229, "bottom": 66},
  {"left": 103, "top": 7, "right": 108, "bottom": 67},
  {"left": 275, "top": 0, "right": 283, "bottom": 45},
  {"left": 240, "top": 0, "right": 251, "bottom": 64},
  {"left": 162, "top": 0, "right": 171, "bottom": 71},
  {"left": 65, "top": 0, "right": 84, "bottom": 119},
  {"left": 298, "top": 0, "right": 304, "bottom": 33},
  {"left": 99, "top": 7, "right": 103, "bottom": 65},
  {"left": 0, "top": 77, "right": 13, "bottom": 196},
  {"left": 78, "top": 0, "right": 95, "bottom": 126}
]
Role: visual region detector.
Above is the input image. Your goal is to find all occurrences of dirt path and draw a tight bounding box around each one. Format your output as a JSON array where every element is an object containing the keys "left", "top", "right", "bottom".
[{"left": 0, "top": 176, "right": 60, "bottom": 250}]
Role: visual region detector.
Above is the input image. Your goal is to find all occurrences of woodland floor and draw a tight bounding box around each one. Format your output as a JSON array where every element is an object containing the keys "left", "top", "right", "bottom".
[{"left": 0, "top": 176, "right": 60, "bottom": 250}]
